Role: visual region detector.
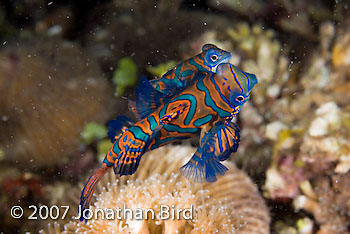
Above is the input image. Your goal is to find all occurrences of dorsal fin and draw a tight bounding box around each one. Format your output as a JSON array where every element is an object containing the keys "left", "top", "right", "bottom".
[
  {"left": 134, "top": 76, "right": 167, "bottom": 119},
  {"left": 245, "top": 72, "right": 258, "bottom": 91}
]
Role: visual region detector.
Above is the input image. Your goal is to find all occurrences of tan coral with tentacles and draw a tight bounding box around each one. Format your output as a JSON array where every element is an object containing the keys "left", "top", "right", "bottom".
[{"left": 41, "top": 145, "right": 270, "bottom": 234}]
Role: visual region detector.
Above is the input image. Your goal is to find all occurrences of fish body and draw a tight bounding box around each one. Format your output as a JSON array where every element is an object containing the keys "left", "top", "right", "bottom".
[
  {"left": 79, "top": 62, "right": 257, "bottom": 221},
  {"left": 148, "top": 63, "right": 255, "bottom": 150},
  {"left": 151, "top": 44, "right": 232, "bottom": 96},
  {"left": 131, "top": 44, "right": 231, "bottom": 119}
]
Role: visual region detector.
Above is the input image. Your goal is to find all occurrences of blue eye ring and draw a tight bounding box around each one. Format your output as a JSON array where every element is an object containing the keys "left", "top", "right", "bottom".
[{"left": 235, "top": 95, "right": 245, "bottom": 102}]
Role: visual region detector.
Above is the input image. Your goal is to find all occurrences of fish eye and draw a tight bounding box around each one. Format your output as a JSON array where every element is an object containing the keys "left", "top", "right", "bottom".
[
  {"left": 210, "top": 54, "right": 218, "bottom": 62},
  {"left": 235, "top": 95, "right": 245, "bottom": 102}
]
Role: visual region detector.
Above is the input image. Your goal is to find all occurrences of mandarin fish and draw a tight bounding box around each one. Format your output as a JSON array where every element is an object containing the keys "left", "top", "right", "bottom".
[
  {"left": 151, "top": 44, "right": 232, "bottom": 95},
  {"left": 146, "top": 64, "right": 253, "bottom": 152},
  {"left": 130, "top": 44, "right": 231, "bottom": 119},
  {"left": 79, "top": 63, "right": 257, "bottom": 221}
]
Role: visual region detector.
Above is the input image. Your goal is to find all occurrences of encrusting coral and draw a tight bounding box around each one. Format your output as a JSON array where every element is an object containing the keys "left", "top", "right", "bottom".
[
  {"left": 263, "top": 19, "right": 350, "bottom": 198},
  {"left": 184, "top": 17, "right": 350, "bottom": 232},
  {"left": 209, "top": 0, "right": 347, "bottom": 39},
  {"left": 0, "top": 38, "right": 115, "bottom": 167},
  {"left": 293, "top": 173, "right": 350, "bottom": 234},
  {"left": 41, "top": 145, "right": 270, "bottom": 234},
  {"left": 260, "top": 20, "right": 350, "bottom": 232}
]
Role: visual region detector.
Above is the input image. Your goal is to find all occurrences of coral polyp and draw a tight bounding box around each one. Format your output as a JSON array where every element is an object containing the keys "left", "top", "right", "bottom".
[{"left": 42, "top": 146, "right": 270, "bottom": 234}]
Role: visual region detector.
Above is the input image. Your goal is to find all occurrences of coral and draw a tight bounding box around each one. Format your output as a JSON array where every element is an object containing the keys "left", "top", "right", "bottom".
[
  {"left": 261, "top": 17, "right": 350, "bottom": 189},
  {"left": 293, "top": 173, "right": 350, "bottom": 234},
  {"left": 332, "top": 20, "right": 350, "bottom": 69},
  {"left": 1, "top": 173, "right": 44, "bottom": 201},
  {"left": 328, "top": 18, "right": 350, "bottom": 107},
  {"left": 264, "top": 89, "right": 349, "bottom": 202},
  {"left": 221, "top": 22, "right": 290, "bottom": 177},
  {"left": 274, "top": 217, "right": 314, "bottom": 234},
  {"left": 185, "top": 17, "right": 349, "bottom": 232},
  {"left": 2, "top": 2, "right": 350, "bottom": 233},
  {"left": 41, "top": 145, "right": 270, "bottom": 234},
  {"left": 0, "top": 38, "right": 115, "bottom": 167},
  {"left": 231, "top": 23, "right": 290, "bottom": 110},
  {"left": 181, "top": 17, "right": 350, "bottom": 232},
  {"left": 296, "top": 101, "right": 348, "bottom": 175},
  {"left": 256, "top": 20, "right": 350, "bottom": 232},
  {"left": 210, "top": 0, "right": 346, "bottom": 39},
  {"left": 0, "top": 165, "right": 50, "bottom": 233}
]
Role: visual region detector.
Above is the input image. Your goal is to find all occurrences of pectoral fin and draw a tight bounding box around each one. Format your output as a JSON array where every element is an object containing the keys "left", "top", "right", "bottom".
[
  {"left": 212, "top": 121, "right": 240, "bottom": 161},
  {"left": 179, "top": 147, "right": 228, "bottom": 183},
  {"left": 180, "top": 128, "right": 228, "bottom": 183},
  {"left": 180, "top": 121, "right": 240, "bottom": 182}
]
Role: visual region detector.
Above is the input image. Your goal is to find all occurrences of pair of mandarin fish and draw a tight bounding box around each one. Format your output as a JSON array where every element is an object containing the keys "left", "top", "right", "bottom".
[{"left": 79, "top": 44, "right": 258, "bottom": 221}]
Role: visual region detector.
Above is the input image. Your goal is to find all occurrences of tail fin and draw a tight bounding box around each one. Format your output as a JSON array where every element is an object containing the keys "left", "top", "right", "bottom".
[
  {"left": 107, "top": 116, "right": 135, "bottom": 143},
  {"left": 180, "top": 148, "right": 228, "bottom": 183},
  {"left": 79, "top": 163, "right": 110, "bottom": 222}
]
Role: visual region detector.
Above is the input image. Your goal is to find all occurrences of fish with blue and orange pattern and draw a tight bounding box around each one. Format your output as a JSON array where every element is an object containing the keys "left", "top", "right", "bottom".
[
  {"left": 151, "top": 44, "right": 232, "bottom": 95},
  {"left": 130, "top": 44, "right": 232, "bottom": 119},
  {"left": 79, "top": 60, "right": 257, "bottom": 222}
]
